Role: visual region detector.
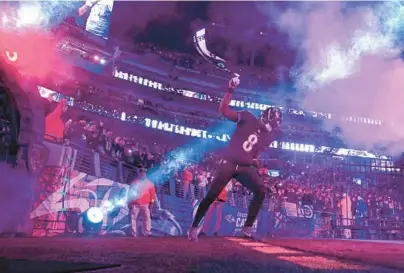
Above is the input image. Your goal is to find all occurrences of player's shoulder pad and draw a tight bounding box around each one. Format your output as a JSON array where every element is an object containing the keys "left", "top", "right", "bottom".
[{"left": 237, "top": 110, "right": 255, "bottom": 123}]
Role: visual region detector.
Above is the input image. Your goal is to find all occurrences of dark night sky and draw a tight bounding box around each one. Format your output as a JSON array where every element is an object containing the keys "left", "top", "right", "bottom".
[{"left": 109, "top": 1, "right": 211, "bottom": 53}]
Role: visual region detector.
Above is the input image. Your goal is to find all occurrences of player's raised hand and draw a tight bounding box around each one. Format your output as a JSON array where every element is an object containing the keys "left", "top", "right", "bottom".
[
  {"left": 78, "top": 5, "right": 90, "bottom": 17},
  {"left": 229, "top": 73, "right": 240, "bottom": 90}
]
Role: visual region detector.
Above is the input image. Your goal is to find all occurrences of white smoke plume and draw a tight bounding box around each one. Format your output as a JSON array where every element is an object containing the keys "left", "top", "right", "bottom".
[
  {"left": 260, "top": 2, "right": 404, "bottom": 155},
  {"left": 0, "top": 164, "right": 36, "bottom": 234}
]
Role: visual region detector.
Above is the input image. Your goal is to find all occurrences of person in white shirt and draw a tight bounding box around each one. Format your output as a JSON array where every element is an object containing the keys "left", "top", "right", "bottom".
[
  {"left": 339, "top": 193, "right": 352, "bottom": 239},
  {"left": 78, "top": 0, "right": 114, "bottom": 39},
  {"left": 197, "top": 171, "right": 208, "bottom": 198}
]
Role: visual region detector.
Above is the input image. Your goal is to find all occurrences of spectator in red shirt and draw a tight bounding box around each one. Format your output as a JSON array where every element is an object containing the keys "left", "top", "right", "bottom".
[
  {"left": 128, "top": 166, "right": 156, "bottom": 237},
  {"left": 182, "top": 166, "right": 195, "bottom": 200}
]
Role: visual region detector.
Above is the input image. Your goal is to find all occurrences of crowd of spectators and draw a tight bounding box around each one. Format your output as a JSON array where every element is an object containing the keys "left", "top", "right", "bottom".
[
  {"left": 60, "top": 107, "right": 404, "bottom": 227},
  {"left": 128, "top": 41, "right": 285, "bottom": 89},
  {"left": 38, "top": 61, "right": 403, "bottom": 237},
  {"left": 7, "top": 82, "right": 401, "bottom": 241},
  {"left": 47, "top": 76, "right": 342, "bottom": 148},
  {"left": 42, "top": 75, "right": 403, "bottom": 231}
]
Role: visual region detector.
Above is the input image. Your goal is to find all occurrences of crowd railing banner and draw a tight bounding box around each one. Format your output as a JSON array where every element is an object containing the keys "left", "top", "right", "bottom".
[{"left": 220, "top": 208, "right": 260, "bottom": 236}]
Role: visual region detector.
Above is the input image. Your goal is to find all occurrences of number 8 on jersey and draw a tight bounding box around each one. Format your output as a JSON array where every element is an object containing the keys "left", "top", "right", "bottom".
[{"left": 242, "top": 134, "right": 258, "bottom": 152}]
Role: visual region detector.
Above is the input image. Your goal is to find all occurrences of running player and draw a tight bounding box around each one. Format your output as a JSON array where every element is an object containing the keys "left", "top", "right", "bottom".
[{"left": 189, "top": 75, "right": 282, "bottom": 242}]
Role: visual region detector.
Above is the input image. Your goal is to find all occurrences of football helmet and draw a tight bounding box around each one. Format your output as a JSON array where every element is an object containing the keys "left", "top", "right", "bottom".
[{"left": 261, "top": 107, "right": 282, "bottom": 131}]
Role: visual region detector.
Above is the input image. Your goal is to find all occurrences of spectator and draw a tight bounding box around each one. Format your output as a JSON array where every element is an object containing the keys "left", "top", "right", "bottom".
[
  {"left": 102, "top": 130, "right": 114, "bottom": 156},
  {"left": 64, "top": 119, "right": 86, "bottom": 147},
  {"left": 197, "top": 170, "right": 208, "bottom": 199},
  {"left": 128, "top": 166, "right": 155, "bottom": 237},
  {"left": 339, "top": 193, "right": 353, "bottom": 239},
  {"left": 85, "top": 121, "right": 100, "bottom": 151},
  {"left": 356, "top": 196, "right": 368, "bottom": 239},
  {"left": 182, "top": 166, "right": 194, "bottom": 200},
  {"left": 112, "top": 137, "right": 124, "bottom": 161}
]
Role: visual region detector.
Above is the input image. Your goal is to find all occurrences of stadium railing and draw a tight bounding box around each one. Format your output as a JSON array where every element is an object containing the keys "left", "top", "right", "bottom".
[{"left": 312, "top": 210, "right": 404, "bottom": 240}]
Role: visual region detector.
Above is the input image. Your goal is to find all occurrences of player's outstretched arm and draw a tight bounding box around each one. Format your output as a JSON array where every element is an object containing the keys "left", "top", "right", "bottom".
[{"left": 219, "top": 75, "right": 240, "bottom": 122}]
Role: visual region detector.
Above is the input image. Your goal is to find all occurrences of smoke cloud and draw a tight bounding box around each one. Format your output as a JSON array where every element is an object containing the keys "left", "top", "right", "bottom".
[
  {"left": 259, "top": 2, "right": 404, "bottom": 156},
  {"left": 0, "top": 1, "right": 83, "bottom": 83},
  {"left": 0, "top": 164, "right": 36, "bottom": 234}
]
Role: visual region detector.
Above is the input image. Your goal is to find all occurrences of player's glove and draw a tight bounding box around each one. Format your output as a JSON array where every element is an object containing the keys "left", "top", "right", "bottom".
[{"left": 228, "top": 74, "right": 240, "bottom": 92}]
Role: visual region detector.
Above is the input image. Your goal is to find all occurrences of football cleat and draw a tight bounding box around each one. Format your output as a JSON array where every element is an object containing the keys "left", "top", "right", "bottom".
[
  {"left": 241, "top": 226, "right": 263, "bottom": 242},
  {"left": 188, "top": 227, "right": 199, "bottom": 242}
]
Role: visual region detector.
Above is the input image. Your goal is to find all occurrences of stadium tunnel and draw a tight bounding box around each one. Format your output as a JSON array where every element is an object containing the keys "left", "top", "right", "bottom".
[
  {"left": 0, "top": 48, "right": 49, "bottom": 235},
  {"left": 0, "top": 54, "right": 46, "bottom": 172}
]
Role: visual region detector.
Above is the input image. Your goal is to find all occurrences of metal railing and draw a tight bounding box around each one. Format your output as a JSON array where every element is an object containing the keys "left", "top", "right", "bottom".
[{"left": 312, "top": 213, "right": 404, "bottom": 240}]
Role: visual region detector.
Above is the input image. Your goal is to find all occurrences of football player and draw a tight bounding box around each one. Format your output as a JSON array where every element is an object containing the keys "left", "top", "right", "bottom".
[{"left": 189, "top": 75, "right": 282, "bottom": 241}]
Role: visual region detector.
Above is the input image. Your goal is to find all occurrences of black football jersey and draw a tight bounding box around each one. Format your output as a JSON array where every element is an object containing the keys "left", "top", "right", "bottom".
[{"left": 225, "top": 111, "right": 274, "bottom": 165}]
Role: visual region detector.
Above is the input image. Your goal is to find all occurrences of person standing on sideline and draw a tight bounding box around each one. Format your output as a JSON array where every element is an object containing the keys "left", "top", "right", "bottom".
[
  {"left": 339, "top": 192, "right": 352, "bottom": 239},
  {"left": 197, "top": 170, "right": 208, "bottom": 199},
  {"left": 128, "top": 166, "right": 156, "bottom": 237},
  {"left": 182, "top": 166, "right": 194, "bottom": 200}
]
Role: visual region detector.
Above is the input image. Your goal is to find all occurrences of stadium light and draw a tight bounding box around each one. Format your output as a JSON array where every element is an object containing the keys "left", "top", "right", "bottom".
[
  {"left": 77, "top": 207, "right": 104, "bottom": 235},
  {"left": 115, "top": 198, "right": 127, "bottom": 207},
  {"left": 17, "top": 5, "right": 42, "bottom": 26},
  {"left": 120, "top": 111, "right": 126, "bottom": 121},
  {"left": 100, "top": 200, "right": 114, "bottom": 213},
  {"left": 86, "top": 207, "right": 104, "bottom": 224}
]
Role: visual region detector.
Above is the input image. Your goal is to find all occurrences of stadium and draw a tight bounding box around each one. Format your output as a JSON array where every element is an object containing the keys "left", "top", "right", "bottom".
[{"left": 0, "top": 1, "right": 403, "bottom": 272}]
